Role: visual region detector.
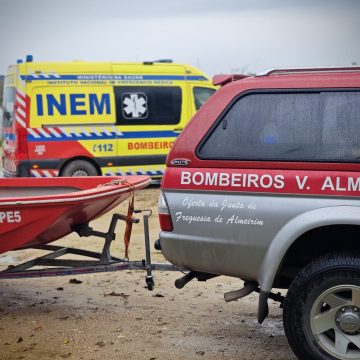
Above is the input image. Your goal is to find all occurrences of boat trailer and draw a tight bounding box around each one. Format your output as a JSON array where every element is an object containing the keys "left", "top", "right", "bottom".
[{"left": 0, "top": 209, "right": 182, "bottom": 290}]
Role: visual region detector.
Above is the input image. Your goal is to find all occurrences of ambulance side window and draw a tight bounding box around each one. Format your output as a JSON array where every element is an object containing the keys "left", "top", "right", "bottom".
[
  {"left": 114, "top": 86, "right": 182, "bottom": 125},
  {"left": 193, "top": 87, "right": 216, "bottom": 110}
]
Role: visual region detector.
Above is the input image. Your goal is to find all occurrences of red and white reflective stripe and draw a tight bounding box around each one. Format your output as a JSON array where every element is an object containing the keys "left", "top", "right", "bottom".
[
  {"left": 15, "top": 115, "right": 26, "bottom": 128},
  {"left": 79, "top": 127, "right": 92, "bottom": 137},
  {"left": 31, "top": 169, "right": 59, "bottom": 177},
  {"left": 15, "top": 91, "right": 26, "bottom": 108},
  {"left": 47, "top": 127, "right": 62, "bottom": 138},
  {"left": 27, "top": 127, "right": 59, "bottom": 138},
  {"left": 14, "top": 89, "right": 28, "bottom": 128},
  {"left": 37, "top": 128, "right": 51, "bottom": 138},
  {"left": 27, "top": 128, "right": 41, "bottom": 138},
  {"left": 101, "top": 127, "right": 112, "bottom": 136}
]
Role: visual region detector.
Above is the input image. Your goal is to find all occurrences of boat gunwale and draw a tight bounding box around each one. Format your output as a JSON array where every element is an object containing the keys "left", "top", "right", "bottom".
[{"left": 0, "top": 177, "right": 151, "bottom": 206}]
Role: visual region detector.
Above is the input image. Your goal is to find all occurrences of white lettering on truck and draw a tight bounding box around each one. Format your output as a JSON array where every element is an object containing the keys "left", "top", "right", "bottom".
[
  {"left": 180, "top": 171, "right": 360, "bottom": 194},
  {"left": 321, "top": 176, "right": 360, "bottom": 192},
  {"left": 0, "top": 211, "right": 22, "bottom": 223},
  {"left": 180, "top": 171, "right": 285, "bottom": 190}
]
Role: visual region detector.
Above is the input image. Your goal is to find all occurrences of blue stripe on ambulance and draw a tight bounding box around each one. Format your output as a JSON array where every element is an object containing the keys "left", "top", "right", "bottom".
[
  {"left": 143, "top": 170, "right": 163, "bottom": 176},
  {"left": 27, "top": 130, "right": 180, "bottom": 142},
  {"left": 120, "top": 131, "right": 179, "bottom": 138},
  {"left": 21, "top": 74, "right": 208, "bottom": 81}
]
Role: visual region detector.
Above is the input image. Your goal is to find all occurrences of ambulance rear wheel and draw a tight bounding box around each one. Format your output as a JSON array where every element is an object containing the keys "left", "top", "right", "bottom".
[{"left": 61, "top": 160, "right": 98, "bottom": 177}]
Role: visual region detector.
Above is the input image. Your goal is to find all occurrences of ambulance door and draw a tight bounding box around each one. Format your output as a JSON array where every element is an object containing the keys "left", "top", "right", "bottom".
[{"left": 113, "top": 84, "right": 188, "bottom": 178}]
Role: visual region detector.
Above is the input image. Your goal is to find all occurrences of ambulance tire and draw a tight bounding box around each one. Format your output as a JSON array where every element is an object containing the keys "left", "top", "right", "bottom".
[{"left": 62, "top": 160, "right": 98, "bottom": 177}]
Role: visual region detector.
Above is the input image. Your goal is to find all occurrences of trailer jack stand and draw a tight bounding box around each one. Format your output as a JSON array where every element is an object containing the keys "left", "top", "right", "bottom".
[{"left": 134, "top": 209, "right": 155, "bottom": 290}]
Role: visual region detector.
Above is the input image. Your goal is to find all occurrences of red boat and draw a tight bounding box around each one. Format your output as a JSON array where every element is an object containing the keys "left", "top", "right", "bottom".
[{"left": 0, "top": 176, "right": 150, "bottom": 255}]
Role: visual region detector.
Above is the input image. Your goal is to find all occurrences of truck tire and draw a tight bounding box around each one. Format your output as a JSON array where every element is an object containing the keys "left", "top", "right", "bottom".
[
  {"left": 61, "top": 160, "right": 98, "bottom": 177},
  {"left": 283, "top": 253, "right": 360, "bottom": 360}
]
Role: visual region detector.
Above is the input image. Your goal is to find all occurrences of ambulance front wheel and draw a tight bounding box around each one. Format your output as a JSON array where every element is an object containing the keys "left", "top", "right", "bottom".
[{"left": 61, "top": 160, "right": 99, "bottom": 177}]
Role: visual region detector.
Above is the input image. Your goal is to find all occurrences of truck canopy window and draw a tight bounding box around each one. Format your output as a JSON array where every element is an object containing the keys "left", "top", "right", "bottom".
[
  {"left": 320, "top": 92, "right": 360, "bottom": 161},
  {"left": 199, "top": 90, "right": 360, "bottom": 163},
  {"left": 199, "top": 92, "right": 320, "bottom": 161}
]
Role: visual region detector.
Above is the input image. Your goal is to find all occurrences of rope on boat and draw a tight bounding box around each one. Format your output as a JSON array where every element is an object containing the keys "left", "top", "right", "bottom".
[
  {"left": 123, "top": 180, "right": 135, "bottom": 260},
  {"left": 97, "top": 177, "right": 137, "bottom": 259}
]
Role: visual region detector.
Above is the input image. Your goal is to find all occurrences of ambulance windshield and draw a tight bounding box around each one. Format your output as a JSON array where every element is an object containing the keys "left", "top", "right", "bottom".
[{"left": 2, "top": 87, "right": 15, "bottom": 128}]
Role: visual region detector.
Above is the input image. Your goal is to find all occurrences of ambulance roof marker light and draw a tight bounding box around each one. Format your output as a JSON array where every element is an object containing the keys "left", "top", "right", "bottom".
[
  {"left": 16, "top": 59, "right": 23, "bottom": 64},
  {"left": 143, "top": 59, "right": 173, "bottom": 65},
  {"left": 154, "top": 59, "right": 173, "bottom": 63},
  {"left": 26, "top": 55, "right": 33, "bottom": 63}
]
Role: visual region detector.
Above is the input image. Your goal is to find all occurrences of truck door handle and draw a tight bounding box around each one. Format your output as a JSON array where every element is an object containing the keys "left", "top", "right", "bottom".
[{"left": 173, "top": 128, "right": 183, "bottom": 133}]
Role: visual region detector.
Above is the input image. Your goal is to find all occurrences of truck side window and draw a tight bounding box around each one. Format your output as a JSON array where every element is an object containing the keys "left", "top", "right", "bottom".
[
  {"left": 114, "top": 86, "right": 182, "bottom": 125},
  {"left": 193, "top": 87, "right": 216, "bottom": 110},
  {"left": 321, "top": 91, "right": 360, "bottom": 162},
  {"left": 198, "top": 92, "right": 320, "bottom": 161}
]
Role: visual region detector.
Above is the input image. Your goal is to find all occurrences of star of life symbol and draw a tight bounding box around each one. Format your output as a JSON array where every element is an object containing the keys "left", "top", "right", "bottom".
[
  {"left": 35, "top": 144, "right": 46, "bottom": 156},
  {"left": 122, "top": 93, "right": 148, "bottom": 119}
]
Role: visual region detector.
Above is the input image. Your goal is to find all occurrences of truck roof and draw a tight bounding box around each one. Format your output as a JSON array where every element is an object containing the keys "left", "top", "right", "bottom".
[
  {"left": 212, "top": 66, "right": 360, "bottom": 87},
  {"left": 169, "top": 67, "right": 360, "bottom": 173}
]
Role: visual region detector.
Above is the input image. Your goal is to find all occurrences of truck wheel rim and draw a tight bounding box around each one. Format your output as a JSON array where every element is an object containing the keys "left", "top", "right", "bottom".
[{"left": 310, "top": 285, "right": 360, "bottom": 359}]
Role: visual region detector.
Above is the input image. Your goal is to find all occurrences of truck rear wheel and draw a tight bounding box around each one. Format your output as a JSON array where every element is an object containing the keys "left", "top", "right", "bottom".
[
  {"left": 283, "top": 253, "right": 360, "bottom": 360},
  {"left": 61, "top": 160, "right": 98, "bottom": 177}
]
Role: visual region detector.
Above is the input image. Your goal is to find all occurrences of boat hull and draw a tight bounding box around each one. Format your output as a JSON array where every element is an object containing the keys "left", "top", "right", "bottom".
[{"left": 0, "top": 176, "right": 150, "bottom": 254}]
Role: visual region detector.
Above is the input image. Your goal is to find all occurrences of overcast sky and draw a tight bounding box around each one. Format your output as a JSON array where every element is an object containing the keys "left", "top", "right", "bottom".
[{"left": 1, "top": 0, "right": 360, "bottom": 76}]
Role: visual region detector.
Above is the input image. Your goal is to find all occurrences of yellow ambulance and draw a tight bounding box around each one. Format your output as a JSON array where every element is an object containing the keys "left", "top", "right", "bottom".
[{"left": 2, "top": 56, "right": 216, "bottom": 180}]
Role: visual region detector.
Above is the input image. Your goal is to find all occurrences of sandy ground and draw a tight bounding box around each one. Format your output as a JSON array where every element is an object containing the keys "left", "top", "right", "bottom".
[{"left": 0, "top": 186, "right": 297, "bottom": 360}]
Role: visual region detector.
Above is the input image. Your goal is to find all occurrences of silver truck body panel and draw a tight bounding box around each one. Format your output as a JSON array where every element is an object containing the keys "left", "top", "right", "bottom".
[{"left": 160, "top": 189, "right": 360, "bottom": 290}]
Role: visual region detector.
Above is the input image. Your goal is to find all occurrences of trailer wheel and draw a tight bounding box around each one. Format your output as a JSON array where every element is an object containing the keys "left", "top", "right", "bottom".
[
  {"left": 283, "top": 253, "right": 360, "bottom": 360},
  {"left": 61, "top": 160, "right": 98, "bottom": 177}
]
